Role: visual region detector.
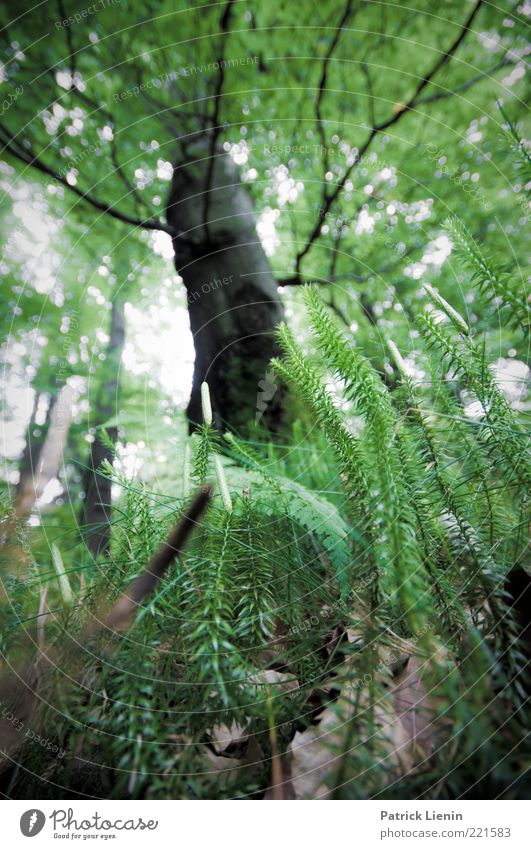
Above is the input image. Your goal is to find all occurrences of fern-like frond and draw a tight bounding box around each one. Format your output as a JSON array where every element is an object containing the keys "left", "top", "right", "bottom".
[{"left": 445, "top": 216, "right": 529, "bottom": 332}]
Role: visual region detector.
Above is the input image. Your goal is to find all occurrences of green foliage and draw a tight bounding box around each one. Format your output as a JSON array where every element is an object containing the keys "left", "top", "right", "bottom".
[
  {"left": 418, "top": 308, "right": 530, "bottom": 491},
  {"left": 1, "top": 0, "right": 529, "bottom": 803},
  {"left": 4, "top": 279, "right": 528, "bottom": 800},
  {"left": 498, "top": 102, "right": 531, "bottom": 181},
  {"left": 445, "top": 216, "right": 530, "bottom": 332}
]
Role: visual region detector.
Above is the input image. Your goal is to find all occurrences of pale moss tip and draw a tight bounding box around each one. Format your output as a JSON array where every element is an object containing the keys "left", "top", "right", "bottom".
[
  {"left": 214, "top": 454, "right": 233, "bottom": 513},
  {"left": 423, "top": 284, "right": 469, "bottom": 336},
  {"left": 387, "top": 339, "right": 409, "bottom": 377},
  {"left": 200, "top": 381, "right": 213, "bottom": 425}
]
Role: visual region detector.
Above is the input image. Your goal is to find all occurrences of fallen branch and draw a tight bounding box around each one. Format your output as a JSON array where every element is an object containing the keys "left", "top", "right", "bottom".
[{"left": 0, "top": 486, "right": 212, "bottom": 773}]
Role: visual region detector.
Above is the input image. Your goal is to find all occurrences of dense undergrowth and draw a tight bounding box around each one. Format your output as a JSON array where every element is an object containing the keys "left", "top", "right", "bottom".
[{"left": 0, "top": 221, "right": 529, "bottom": 800}]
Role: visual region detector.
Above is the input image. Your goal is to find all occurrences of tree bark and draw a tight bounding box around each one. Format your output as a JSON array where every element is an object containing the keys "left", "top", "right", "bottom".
[
  {"left": 14, "top": 385, "right": 73, "bottom": 518},
  {"left": 81, "top": 297, "right": 126, "bottom": 559},
  {"left": 15, "top": 391, "right": 50, "bottom": 505},
  {"left": 1, "top": 385, "right": 74, "bottom": 547},
  {"left": 167, "top": 146, "right": 285, "bottom": 432}
]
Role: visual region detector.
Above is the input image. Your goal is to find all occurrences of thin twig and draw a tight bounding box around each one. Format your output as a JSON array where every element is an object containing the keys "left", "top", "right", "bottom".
[
  {"left": 0, "top": 120, "right": 173, "bottom": 234},
  {"left": 295, "top": 0, "right": 484, "bottom": 273},
  {"left": 315, "top": 0, "right": 356, "bottom": 177},
  {"left": 201, "top": 0, "right": 235, "bottom": 241},
  {"left": 101, "top": 485, "right": 212, "bottom": 634}
]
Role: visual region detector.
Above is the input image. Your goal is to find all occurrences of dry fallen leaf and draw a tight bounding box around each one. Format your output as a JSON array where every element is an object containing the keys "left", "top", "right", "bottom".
[
  {"left": 209, "top": 721, "right": 248, "bottom": 754},
  {"left": 204, "top": 750, "right": 244, "bottom": 787},
  {"left": 249, "top": 668, "right": 299, "bottom": 694},
  {"left": 286, "top": 638, "right": 449, "bottom": 799}
]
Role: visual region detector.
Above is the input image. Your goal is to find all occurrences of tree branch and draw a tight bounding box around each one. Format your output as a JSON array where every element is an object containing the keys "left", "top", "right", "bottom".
[
  {"left": 327, "top": 293, "right": 350, "bottom": 327},
  {"left": 53, "top": 78, "right": 151, "bottom": 219},
  {"left": 57, "top": 0, "right": 76, "bottom": 78},
  {"left": 361, "top": 59, "right": 376, "bottom": 129},
  {"left": 278, "top": 242, "right": 418, "bottom": 288},
  {"left": 315, "top": 0, "right": 356, "bottom": 176},
  {"left": 407, "top": 0, "right": 483, "bottom": 104},
  {"left": 414, "top": 55, "right": 514, "bottom": 106},
  {"left": 295, "top": 0, "right": 484, "bottom": 273},
  {"left": 201, "top": 0, "right": 235, "bottom": 240},
  {"left": 0, "top": 120, "right": 174, "bottom": 234}
]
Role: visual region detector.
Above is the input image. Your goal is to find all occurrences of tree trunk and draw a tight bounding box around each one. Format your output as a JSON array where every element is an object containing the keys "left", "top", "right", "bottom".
[
  {"left": 15, "top": 391, "right": 51, "bottom": 504},
  {"left": 81, "top": 298, "right": 126, "bottom": 559},
  {"left": 1, "top": 385, "right": 74, "bottom": 547},
  {"left": 166, "top": 146, "right": 285, "bottom": 432},
  {"left": 14, "top": 385, "right": 74, "bottom": 518}
]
